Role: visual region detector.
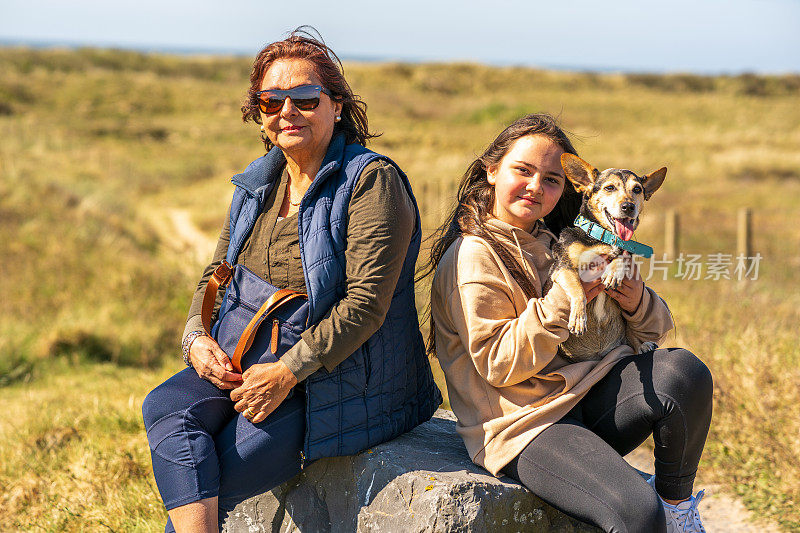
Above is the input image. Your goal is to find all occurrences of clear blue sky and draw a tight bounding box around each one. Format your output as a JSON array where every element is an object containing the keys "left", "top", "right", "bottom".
[{"left": 2, "top": 0, "right": 798, "bottom": 73}]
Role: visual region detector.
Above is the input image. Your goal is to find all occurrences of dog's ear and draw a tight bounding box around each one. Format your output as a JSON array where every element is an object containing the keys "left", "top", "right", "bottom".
[
  {"left": 561, "top": 154, "right": 598, "bottom": 194},
  {"left": 641, "top": 167, "right": 667, "bottom": 200}
]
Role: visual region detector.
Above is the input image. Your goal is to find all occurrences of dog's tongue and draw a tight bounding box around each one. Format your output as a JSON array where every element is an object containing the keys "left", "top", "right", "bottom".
[{"left": 614, "top": 218, "right": 635, "bottom": 241}]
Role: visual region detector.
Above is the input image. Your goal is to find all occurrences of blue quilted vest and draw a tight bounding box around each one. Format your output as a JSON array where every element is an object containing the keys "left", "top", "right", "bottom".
[{"left": 225, "top": 134, "right": 442, "bottom": 462}]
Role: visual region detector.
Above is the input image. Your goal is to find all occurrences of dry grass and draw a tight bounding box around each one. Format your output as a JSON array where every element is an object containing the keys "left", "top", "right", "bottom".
[
  {"left": 0, "top": 360, "right": 180, "bottom": 531},
  {"left": 1, "top": 47, "right": 799, "bottom": 530}
]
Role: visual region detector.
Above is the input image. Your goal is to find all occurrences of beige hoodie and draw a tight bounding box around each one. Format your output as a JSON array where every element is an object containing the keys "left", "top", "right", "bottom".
[{"left": 431, "top": 217, "right": 674, "bottom": 476}]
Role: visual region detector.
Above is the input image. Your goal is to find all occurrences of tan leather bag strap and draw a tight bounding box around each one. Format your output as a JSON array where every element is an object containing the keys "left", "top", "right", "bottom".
[
  {"left": 230, "top": 289, "right": 307, "bottom": 373},
  {"left": 200, "top": 260, "right": 307, "bottom": 372},
  {"left": 201, "top": 261, "right": 233, "bottom": 336}
]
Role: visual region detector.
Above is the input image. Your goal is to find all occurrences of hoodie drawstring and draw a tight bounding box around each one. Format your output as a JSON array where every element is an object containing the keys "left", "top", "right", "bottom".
[{"left": 512, "top": 230, "right": 538, "bottom": 285}]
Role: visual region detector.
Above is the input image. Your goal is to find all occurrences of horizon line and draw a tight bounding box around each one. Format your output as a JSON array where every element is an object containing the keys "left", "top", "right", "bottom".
[{"left": 2, "top": 37, "right": 798, "bottom": 77}]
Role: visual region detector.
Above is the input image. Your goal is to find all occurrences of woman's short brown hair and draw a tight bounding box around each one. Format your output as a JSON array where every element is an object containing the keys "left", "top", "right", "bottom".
[{"left": 241, "top": 26, "right": 377, "bottom": 151}]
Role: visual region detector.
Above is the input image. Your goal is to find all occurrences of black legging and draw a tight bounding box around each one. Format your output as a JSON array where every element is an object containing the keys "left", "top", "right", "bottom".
[{"left": 501, "top": 348, "right": 713, "bottom": 533}]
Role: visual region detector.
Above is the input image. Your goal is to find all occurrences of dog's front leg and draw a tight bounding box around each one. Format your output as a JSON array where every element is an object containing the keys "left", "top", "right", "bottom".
[{"left": 553, "top": 268, "right": 587, "bottom": 335}]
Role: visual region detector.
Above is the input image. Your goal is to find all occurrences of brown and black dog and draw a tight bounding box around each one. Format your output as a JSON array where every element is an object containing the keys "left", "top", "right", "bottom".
[{"left": 547, "top": 153, "right": 667, "bottom": 362}]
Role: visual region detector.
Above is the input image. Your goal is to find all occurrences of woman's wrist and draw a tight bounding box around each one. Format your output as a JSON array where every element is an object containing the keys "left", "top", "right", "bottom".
[
  {"left": 181, "top": 330, "right": 207, "bottom": 367},
  {"left": 280, "top": 338, "right": 323, "bottom": 382}
]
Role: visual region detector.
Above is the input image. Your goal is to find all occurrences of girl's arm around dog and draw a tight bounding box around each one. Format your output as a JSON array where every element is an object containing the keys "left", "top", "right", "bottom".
[{"left": 432, "top": 236, "right": 573, "bottom": 388}]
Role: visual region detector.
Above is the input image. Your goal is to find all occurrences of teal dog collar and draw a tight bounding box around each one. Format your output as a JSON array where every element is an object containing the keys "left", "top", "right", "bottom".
[{"left": 574, "top": 215, "right": 653, "bottom": 258}]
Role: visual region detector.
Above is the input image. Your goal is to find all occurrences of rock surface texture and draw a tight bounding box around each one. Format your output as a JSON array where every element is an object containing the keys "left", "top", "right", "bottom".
[{"left": 222, "top": 409, "right": 600, "bottom": 533}]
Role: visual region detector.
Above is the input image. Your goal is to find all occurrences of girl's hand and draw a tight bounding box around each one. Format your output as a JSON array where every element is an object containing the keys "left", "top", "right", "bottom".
[
  {"left": 604, "top": 252, "right": 645, "bottom": 313},
  {"left": 188, "top": 335, "right": 243, "bottom": 389},
  {"left": 231, "top": 361, "right": 298, "bottom": 424},
  {"left": 579, "top": 252, "right": 607, "bottom": 303},
  {"left": 582, "top": 278, "right": 605, "bottom": 302}
]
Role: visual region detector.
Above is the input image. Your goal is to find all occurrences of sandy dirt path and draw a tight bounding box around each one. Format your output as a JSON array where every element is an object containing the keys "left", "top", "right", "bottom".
[{"left": 166, "top": 208, "right": 217, "bottom": 265}]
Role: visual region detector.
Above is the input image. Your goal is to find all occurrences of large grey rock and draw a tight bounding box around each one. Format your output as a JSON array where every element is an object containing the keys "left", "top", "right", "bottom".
[{"left": 222, "top": 410, "right": 601, "bottom": 532}]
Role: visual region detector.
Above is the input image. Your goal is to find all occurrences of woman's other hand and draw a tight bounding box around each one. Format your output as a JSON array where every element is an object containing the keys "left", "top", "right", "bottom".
[
  {"left": 231, "top": 361, "right": 298, "bottom": 424},
  {"left": 189, "top": 335, "right": 243, "bottom": 389},
  {"left": 604, "top": 252, "right": 645, "bottom": 313}
]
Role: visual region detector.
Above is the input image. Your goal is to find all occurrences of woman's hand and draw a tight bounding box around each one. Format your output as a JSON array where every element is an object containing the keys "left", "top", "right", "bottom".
[
  {"left": 231, "top": 361, "right": 298, "bottom": 424},
  {"left": 604, "top": 252, "right": 645, "bottom": 313},
  {"left": 188, "top": 335, "right": 243, "bottom": 389}
]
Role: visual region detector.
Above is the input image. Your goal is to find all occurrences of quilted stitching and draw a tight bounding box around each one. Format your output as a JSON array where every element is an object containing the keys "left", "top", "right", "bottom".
[{"left": 225, "top": 135, "right": 442, "bottom": 461}]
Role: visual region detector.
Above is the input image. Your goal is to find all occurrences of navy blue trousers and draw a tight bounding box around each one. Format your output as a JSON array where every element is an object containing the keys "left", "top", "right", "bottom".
[{"left": 142, "top": 367, "right": 305, "bottom": 531}]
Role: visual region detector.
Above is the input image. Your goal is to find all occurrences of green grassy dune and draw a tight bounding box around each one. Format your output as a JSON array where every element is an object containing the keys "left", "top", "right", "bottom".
[{"left": 1, "top": 47, "right": 799, "bottom": 530}]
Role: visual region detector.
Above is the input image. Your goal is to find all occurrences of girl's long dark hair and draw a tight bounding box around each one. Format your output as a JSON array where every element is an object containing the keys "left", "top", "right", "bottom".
[{"left": 418, "top": 113, "right": 581, "bottom": 355}]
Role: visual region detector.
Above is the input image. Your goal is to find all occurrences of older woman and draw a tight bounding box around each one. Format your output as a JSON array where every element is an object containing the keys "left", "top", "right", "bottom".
[{"left": 142, "top": 29, "right": 441, "bottom": 532}]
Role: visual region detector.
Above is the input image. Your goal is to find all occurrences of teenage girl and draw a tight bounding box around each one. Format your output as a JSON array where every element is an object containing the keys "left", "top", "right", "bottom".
[{"left": 425, "top": 114, "right": 712, "bottom": 532}]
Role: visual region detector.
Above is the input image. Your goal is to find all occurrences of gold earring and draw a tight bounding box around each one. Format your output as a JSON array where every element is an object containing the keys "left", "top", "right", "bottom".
[
  {"left": 335, "top": 116, "right": 341, "bottom": 122},
  {"left": 260, "top": 126, "right": 265, "bottom": 132}
]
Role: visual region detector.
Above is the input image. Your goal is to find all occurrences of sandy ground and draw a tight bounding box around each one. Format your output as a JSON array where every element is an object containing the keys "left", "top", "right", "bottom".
[
  {"left": 624, "top": 446, "right": 781, "bottom": 532},
  {"left": 167, "top": 208, "right": 217, "bottom": 265}
]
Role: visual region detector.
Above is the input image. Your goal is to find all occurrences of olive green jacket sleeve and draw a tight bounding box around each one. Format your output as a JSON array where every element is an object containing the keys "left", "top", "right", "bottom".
[{"left": 182, "top": 206, "right": 230, "bottom": 343}]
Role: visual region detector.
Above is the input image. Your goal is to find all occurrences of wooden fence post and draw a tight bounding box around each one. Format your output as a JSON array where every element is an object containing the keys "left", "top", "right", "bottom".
[
  {"left": 438, "top": 180, "right": 450, "bottom": 226},
  {"left": 420, "top": 182, "right": 430, "bottom": 231},
  {"left": 664, "top": 209, "right": 679, "bottom": 260},
  {"left": 737, "top": 208, "right": 752, "bottom": 263}
]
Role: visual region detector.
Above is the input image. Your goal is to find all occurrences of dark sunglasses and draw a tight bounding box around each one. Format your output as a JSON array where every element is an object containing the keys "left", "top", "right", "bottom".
[{"left": 254, "top": 84, "right": 333, "bottom": 115}]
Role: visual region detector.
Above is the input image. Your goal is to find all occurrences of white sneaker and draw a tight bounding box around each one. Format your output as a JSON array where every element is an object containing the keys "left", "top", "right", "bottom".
[{"left": 647, "top": 475, "right": 707, "bottom": 532}]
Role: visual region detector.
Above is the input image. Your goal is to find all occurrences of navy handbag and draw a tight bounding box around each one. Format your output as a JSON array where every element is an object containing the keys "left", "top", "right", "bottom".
[{"left": 200, "top": 261, "right": 309, "bottom": 373}]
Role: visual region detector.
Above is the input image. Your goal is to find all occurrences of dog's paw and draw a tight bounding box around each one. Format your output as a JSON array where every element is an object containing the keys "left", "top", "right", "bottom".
[
  {"left": 569, "top": 305, "right": 587, "bottom": 335},
  {"left": 638, "top": 341, "right": 659, "bottom": 354},
  {"left": 601, "top": 270, "right": 620, "bottom": 290},
  {"left": 602, "top": 258, "right": 627, "bottom": 290}
]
